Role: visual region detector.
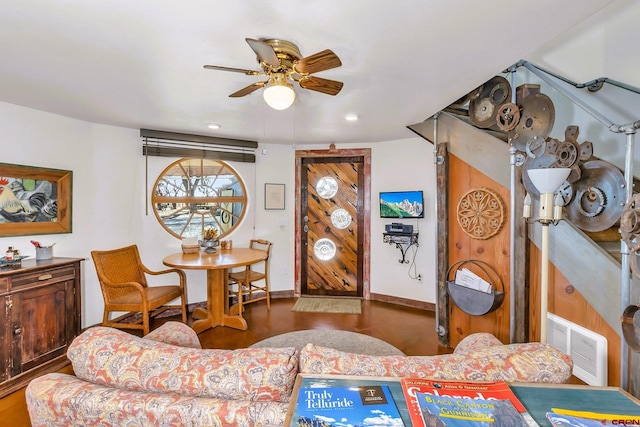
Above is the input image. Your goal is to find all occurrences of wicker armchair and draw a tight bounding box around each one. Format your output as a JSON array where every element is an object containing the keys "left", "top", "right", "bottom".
[
  {"left": 228, "top": 239, "right": 272, "bottom": 313},
  {"left": 91, "top": 244, "right": 187, "bottom": 335}
]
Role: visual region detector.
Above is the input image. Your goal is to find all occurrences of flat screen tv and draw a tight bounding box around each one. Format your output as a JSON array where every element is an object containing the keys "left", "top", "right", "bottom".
[{"left": 379, "top": 190, "right": 424, "bottom": 218}]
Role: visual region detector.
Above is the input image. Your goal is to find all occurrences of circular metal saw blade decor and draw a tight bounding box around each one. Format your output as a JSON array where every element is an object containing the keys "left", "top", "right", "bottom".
[
  {"left": 553, "top": 139, "right": 579, "bottom": 168},
  {"left": 621, "top": 193, "right": 640, "bottom": 253},
  {"left": 496, "top": 102, "right": 520, "bottom": 131},
  {"left": 552, "top": 125, "right": 593, "bottom": 170},
  {"left": 509, "top": 92, "right": 555, "bottom": 152},
  {"left": 565, "top": 160, "right": 626, "bottom": 232},
  {"left": 620, "top": 193, "right": 640, "bottom": 279},
  {"left": 456, "top": 187, "right": 506, "bottom": 240},
  {"left": 468, "top": 76, "right": 511, "bottom": 129},
  {"left": 555, "top": 181, "right": 575, "bottom": 207}
]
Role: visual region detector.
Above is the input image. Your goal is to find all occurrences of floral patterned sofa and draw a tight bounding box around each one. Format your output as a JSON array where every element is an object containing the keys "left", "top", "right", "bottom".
[{"left": 26, "top": 322, "right": 572, "bottom": 427}]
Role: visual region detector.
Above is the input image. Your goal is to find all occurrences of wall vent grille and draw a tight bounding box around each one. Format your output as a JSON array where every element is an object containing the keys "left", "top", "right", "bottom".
[{"left": 547, "top": 313, "right": 607, "bottom": 386}]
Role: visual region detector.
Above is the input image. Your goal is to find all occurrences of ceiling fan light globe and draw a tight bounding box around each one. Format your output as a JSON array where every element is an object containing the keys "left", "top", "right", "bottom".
[{"left": 263, "top": 85, "right": 296, "bottom": 110}]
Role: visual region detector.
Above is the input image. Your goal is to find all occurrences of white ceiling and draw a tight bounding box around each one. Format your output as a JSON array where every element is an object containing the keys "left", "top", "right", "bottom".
[{"left": 0, "top": 0, "right": 626, "bottom": 146}]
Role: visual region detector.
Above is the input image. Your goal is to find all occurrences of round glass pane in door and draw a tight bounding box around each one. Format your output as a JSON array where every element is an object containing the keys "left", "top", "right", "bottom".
[
  {"left": 314, "top": 238, "right": 337, "bottom": 261},
  {"left": 331, "top": 208, "right": 352, "bottom": 229},
  {"left": 316, "top": 176, "right": 338, "bottom": 199}
]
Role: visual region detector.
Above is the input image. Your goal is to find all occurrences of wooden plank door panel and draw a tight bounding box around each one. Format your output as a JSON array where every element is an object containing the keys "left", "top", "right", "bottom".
[{"left": 301, "top": 157, "right": 363, "bottom": 297}]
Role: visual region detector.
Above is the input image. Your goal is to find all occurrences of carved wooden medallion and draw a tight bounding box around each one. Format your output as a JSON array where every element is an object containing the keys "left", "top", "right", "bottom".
[{"left": 457, "top": 187, "right": 506, "bottom": 240}]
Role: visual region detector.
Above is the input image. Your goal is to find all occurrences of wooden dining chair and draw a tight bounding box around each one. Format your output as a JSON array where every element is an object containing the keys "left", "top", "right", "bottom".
[
  {"left": 91, "top": 244, "right": 188, "bottom": 335},
  {"left": 228, "top": 239, "right": 272, "bottom": 312}
]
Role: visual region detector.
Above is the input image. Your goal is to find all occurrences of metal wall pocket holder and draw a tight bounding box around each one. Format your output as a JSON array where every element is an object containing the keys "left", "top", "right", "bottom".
[{"left": 446, "top": 259, "right": 504, "bottom": 316}]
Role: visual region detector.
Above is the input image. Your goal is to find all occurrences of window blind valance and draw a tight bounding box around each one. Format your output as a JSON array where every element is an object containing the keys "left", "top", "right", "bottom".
[{"left": 140, "top": 128, "right": 258, "bottom": 163}]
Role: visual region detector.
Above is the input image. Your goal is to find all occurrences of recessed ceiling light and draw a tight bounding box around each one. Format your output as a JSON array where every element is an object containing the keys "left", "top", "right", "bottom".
[
  {"left": 344, "top": 114, "right": 359, "bottom": 121},
  {"left": 207, "top": 123, "right": 221, "bottom": 129}
]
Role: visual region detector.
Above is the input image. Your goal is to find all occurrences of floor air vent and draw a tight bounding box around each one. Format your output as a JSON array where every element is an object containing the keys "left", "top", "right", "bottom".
[{"left": 546, "top": 313, "right": 608, "bottom": 386}]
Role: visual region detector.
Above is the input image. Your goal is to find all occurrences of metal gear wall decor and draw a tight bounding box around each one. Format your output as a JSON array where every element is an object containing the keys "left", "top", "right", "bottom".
[{"left": 457, "top": 187, "right": 506, "bottom": 240}]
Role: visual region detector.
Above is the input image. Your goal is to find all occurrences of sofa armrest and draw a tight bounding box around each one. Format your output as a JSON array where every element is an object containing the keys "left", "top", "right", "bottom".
[
  {"left": 143, "top": 321, "right": 201, "bottom": 348},
  {"left": 26, "top": 373, "right": 288, "bottom": 427}
]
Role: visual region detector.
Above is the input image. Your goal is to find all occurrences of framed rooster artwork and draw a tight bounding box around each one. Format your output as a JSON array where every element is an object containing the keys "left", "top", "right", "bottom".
[{"left": 0, "top": 163, "right": 72, "bottom": 236}]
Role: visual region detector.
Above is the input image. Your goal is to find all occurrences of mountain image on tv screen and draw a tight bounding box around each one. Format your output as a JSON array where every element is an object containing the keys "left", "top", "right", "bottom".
[{"left": 380, "top": 191, "right": 424, "bottom": 218}]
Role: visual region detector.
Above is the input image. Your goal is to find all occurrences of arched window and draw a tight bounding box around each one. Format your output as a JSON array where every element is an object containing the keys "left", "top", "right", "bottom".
[{"left": 152, "top": 158, "right": 247, "bottom": 239}]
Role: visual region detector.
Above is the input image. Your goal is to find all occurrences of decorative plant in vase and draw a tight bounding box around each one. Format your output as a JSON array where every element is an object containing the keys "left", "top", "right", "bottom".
[{"left": 201, "top": 227, "right": 219, "bottom": 253}]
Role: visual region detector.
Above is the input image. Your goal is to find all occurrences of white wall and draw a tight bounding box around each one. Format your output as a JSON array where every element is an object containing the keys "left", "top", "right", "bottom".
[
  {"left": 0, "top": 102, "right": 436, "bottom": 328},
  {"left": 370, "top": 139, "right": 435, "bottom": 302},
  {"left": 524, "top": 0, "right": 640, "bottom": 173}
]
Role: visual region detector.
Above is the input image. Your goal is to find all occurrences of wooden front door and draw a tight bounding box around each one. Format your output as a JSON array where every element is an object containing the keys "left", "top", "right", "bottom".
[{"left": 295, "top": 149, "right": 371, "bottom": 298}]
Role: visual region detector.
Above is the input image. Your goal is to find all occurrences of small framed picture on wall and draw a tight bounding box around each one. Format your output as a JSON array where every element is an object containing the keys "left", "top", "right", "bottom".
[{"left": 264, "top": 183, "right": 285, "bottom": 210}]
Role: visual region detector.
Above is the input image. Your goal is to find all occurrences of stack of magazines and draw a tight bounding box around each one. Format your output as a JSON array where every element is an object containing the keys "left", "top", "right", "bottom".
[{"left": 401, "top": 378, "right": 538, "bottom": 427}]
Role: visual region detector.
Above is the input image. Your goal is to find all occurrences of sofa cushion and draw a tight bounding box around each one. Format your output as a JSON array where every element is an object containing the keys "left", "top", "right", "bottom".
[
  {"left": 26, "top": 373, "right": 288, "bottom": 427},
  {"left": 299, "top": 341, "right": 573, "bottom": 383},
  {"left": 453, "top": 332, "right": 503, "bottom": 355},
  {"left": 67, "top": 327, "right": 298, "bottom": 402},
  {"left": 143, "top": 321, "right": 202, "bottom": 348}
]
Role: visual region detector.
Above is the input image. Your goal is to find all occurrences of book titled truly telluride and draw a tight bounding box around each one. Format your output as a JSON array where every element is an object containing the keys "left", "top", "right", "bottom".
[
  {"left": 416, "top": 392, "right": 528, "bottom": 426},
  {"left": 294, "top": 385, "right": 406, "bottom": 427},
  {"left": 400, "top": 378, "right": 538, "bottom": 427}
]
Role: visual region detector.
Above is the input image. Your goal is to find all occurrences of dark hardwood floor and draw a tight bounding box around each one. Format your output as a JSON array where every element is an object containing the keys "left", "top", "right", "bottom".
[
  {"left": 197, "top": 297, "right": 445, "bottom": 356},
  {"left": 1, "top": 297, "right": 446, "bottom": 426}
]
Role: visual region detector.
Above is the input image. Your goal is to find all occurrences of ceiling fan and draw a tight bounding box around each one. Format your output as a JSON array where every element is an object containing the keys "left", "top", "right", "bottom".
[{"left": 204, "top": 38, "right": 343, "bottom": 110}]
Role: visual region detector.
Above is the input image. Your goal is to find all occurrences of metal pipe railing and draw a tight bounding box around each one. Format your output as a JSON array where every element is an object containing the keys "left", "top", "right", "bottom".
[
  {"left": 509, "top": 68, "right": 518, "bottom": 343},
  {"left": 518, "top": 61, "right": 640, "bottom": 95},
  {"left": 620, "top": 130, "right": 635, "bottom": 390}
]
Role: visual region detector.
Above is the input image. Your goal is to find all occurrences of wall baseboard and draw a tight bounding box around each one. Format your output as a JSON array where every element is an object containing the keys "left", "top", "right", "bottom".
[{"left": 370, "top": 293, "right": 435, "bottom": 311}]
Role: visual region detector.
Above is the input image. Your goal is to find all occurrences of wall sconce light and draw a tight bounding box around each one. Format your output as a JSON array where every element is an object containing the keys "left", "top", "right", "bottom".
[
  {"left": 524, "top": 167, "right": 571, "bottom": 344},
  {"left": 263, "top": 73, "right": 296, "bottom": 110}
]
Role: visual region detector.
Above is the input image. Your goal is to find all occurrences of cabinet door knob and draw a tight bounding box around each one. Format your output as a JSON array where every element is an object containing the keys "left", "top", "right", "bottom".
[{"left": 13, "top": 327, "right": 22, "bottom": 335}]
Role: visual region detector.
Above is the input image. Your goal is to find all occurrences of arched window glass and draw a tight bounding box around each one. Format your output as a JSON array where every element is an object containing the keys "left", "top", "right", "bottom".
[{"left": 152, "top": 158, "right": 247, "bottom": 239}]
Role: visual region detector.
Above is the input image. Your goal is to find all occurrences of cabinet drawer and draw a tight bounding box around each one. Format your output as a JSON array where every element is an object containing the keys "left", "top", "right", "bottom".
[
  {"left": 0, "top": 277, "right": 7, "bottom": 293},
  {"left": 10, "top": 265, "right": 76, "bottom": 289}
]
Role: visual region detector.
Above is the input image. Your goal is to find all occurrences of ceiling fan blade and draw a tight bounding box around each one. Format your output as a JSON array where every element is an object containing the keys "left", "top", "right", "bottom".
[
  {"left": 298, "top": 76, "right": 343, "bottom": 96},
  {"left": 245, "top": 38, "right": 279, "bottom": 67},
  {"left": 229, "top": 81, "right": 267, "bottom": 98},
  {"left": 295, "top": 49, "right": 342, "bottom": 74},
  {"left": 204, "top": 65, "right": 261, "bottom": 76}
]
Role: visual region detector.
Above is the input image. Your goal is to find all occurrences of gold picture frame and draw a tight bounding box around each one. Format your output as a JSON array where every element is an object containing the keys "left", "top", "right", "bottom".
[{"left": 0, "top": 163, "right": 72, "bottom": 236}]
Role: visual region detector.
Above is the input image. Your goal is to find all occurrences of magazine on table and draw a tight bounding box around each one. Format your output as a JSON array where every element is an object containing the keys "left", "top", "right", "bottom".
[
  {"left": 546, "top": 408, "right": 640, "bottom": 426},
  {"left": 416, "top": 391, "right": 528, "bottom": 426},
  {"left": 400, "top": 378, "right": 538, "bottom": 427},
  {"left": 292, "top": 384, "right": 406, "bottom": 427}
]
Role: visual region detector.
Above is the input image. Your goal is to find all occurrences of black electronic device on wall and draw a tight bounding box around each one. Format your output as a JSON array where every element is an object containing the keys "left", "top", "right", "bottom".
[{"left": 385, "top": 222, "right": 413, "bottom": 234}]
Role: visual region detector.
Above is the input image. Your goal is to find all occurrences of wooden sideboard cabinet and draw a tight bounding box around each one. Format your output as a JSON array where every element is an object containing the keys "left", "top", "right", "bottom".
[{"left": 0, "top": 257, "right": 83, "bottom": 398}]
